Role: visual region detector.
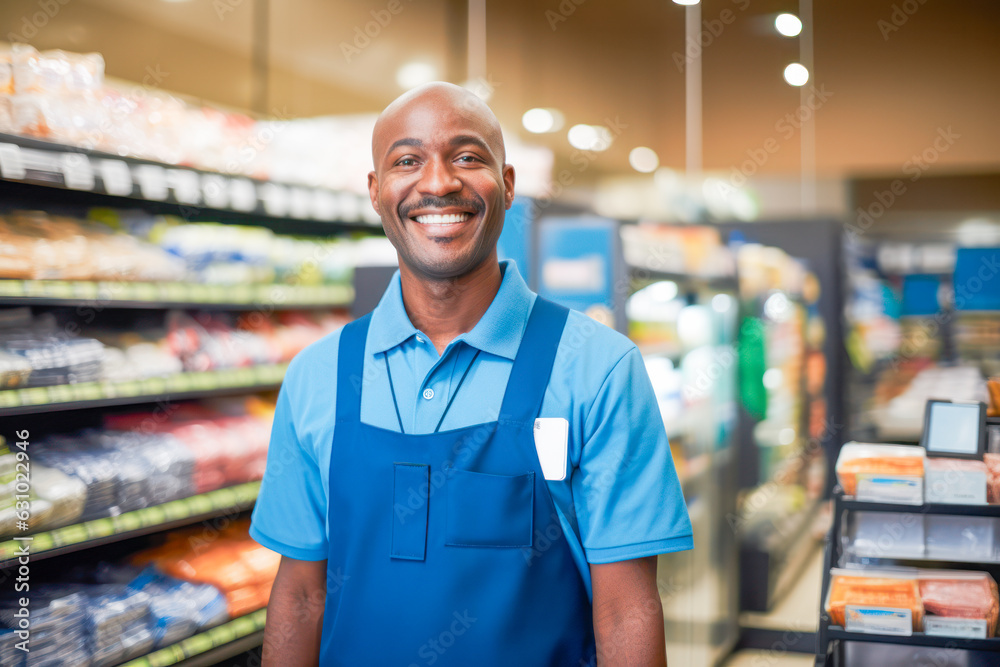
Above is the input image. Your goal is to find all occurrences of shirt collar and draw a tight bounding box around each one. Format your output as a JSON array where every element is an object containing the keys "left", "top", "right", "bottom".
[{"left": 367, "top": 259, "right": 535, "bottom": 360}]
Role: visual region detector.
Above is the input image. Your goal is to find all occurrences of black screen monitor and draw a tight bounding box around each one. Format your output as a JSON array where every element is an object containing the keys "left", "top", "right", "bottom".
[{"left": 920, "top": 399, "right": 987, "bottom": 459}]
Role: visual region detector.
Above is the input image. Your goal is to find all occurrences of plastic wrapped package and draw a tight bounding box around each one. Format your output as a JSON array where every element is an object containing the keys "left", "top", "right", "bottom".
[
  {"left": 835, "top": 442, "right": 925, "bottom": 496},
  {"left": 918, "top": 570, "right": 1000, "bottom": 637},
  {"left": 0, "top": 460, "right": 85, "bottom": 537},
  {"left": 826, "top": 569, "right": 924, "bottom": 632},
  {"left": 126, "top": 566, "right": 229, "bottom": 648},
  {"left": 32, "top": 436, "right": 118, "bottom": 522},
  {"left": 10, "top": 44, "right": 104, "bottom": 95},
  {"left": 0, "top": 350, "right": 32, "bottom": 389},
  {"left": 99, "top": 431, "right": 196, "bottom": 507},
  {"left": 0, "top": 313, "right": 104, "bottom": 388},
  {"left": 82, "top": 584, "right": 154, "bottom": 667},
  {"left": 925, "top": 515, "right": 999, "bottom": 562},
  {"left": 0, "top": 589, "right": 90, "bottom": 667},
  {"left": 847, "top": 511, "right": 925, "bottom": 560}
]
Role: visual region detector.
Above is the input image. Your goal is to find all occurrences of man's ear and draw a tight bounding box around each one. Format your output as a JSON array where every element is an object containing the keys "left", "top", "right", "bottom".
[
  {"left": 502, "top": 164, "right": 516, "bottom": 210},
  {"left": 367, "top": 171, "right": 380, "bottom": 216}
]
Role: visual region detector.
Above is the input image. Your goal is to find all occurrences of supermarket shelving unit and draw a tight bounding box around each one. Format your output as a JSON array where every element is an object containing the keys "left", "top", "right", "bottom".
[
  {"left": 0, "top": 131, "right": 378, "bottom": 665},
  {"left": 816, "top": 476, "right": 1000, "bottom": 667}
]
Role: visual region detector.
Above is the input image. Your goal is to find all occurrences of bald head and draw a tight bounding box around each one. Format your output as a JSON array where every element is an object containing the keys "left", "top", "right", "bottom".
[{"left": 372, "top": 82, "right": 506, "bottom": 169}]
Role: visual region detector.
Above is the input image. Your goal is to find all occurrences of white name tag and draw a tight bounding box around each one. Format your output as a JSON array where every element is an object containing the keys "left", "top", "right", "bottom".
[{"left": 533, "top": 418, "right": 568, "bottom": 481}]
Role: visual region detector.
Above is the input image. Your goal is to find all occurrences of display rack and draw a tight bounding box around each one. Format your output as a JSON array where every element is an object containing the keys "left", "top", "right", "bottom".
[
  {"left": 816, "top": 490, "right": 1000, "bottom": 665},
  {"left": 0, "top": 123, "right": 379, "bottom": 665}
]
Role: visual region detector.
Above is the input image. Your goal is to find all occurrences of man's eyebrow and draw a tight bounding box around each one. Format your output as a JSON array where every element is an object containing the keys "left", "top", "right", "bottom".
[
  {"left": 387, "top": 138, "right": 423, "bottom": 154},
  {"left": 450, "top": 135, "right": 494, "bottom": 154}
]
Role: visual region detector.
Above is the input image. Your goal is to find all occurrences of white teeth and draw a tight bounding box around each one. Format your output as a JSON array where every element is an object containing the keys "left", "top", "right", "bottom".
[{"left": 414, "top": 213, "right": 471, "bottom": 224}]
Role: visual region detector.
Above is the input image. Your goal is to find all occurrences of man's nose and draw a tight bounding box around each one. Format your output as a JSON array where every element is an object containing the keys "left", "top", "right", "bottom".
[{"left": 417, "top": 157, "right": 462, "bottom": 197}]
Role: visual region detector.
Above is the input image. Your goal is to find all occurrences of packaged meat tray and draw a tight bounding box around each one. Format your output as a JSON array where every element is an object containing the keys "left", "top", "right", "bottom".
[
  {"left": 925, "top": 456, "right": 988, "bottom": 505},
  {"left": 918, "top": 570, "right": 1000, "bottom": 637},
  {"left": 826, "top": 569, "right": 924, "bottom": 633},
  {"left": 835, "top": 442, "right": 925, "bottom": 501}
]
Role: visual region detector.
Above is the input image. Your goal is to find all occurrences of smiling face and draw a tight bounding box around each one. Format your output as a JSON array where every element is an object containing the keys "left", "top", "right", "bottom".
[{"left": 368, "top": 83, "right": 515, "bottom": 281}]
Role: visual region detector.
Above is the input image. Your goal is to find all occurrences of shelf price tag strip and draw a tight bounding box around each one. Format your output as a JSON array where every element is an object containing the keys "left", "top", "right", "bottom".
[
  {"left": 120, "top": 609, "right": 267, "bottom": 667},
  {"left": 0, "top": 482, "right": 261, "bottom": 563},
  {"left": 0, "top": 364, "right": 287, "bottom": 410}
]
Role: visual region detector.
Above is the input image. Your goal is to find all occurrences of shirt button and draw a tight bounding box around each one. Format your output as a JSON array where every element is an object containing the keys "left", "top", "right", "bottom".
[
  {"left": 422, "top": 388, "right": 434, "bottom": 400},
  {"left": 416, "top": 336, "right": 424, "bottom": 343}
]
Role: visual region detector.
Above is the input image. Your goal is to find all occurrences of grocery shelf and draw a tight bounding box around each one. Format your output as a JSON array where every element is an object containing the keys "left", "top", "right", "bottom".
[
  {"left": 0, "top": 363, "right": 287, "bottom": 415},
  {"left": 0, "top": 481, "right": 259, "bottom": 568},
  {"left": 120, "top": 608, "right": 266, "bottom": 667},
  {"left": 0, "top": 279, "right": 353, "bottom": 310},
  {"left": 824, "top": 627, "right": 1000, "bottom": 652},
  {"left": 628, "top": 265, "right": 737, "bottom": 290},
  {"left": 837, "top": 496, "right": 1000, "bottom": 517},
  {"left": 0, "top": 131, "right": 380, "bottom": 230}
]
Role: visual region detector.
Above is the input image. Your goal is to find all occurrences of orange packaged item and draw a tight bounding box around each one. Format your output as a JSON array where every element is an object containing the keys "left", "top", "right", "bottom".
[
  {"left": 919, "top": 572, "right": 1000, "bottom": 636},
  {"left": 988, "top": 378, "right": 1000, "bottom": 417},
  {"left": 826, "top": 572, "right": 924, "bottom": 631},
  {"left": 835, "top": 442, "right": 925, "bottom": 496}
]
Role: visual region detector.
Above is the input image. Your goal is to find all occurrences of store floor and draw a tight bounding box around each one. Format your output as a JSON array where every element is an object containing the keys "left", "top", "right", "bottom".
[{"left": 722, "top": 542, "right": 825, "bottom": 667}]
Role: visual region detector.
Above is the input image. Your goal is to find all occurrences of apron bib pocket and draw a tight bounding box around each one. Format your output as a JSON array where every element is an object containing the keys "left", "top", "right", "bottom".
[{"left": 445, "top": 469, "right": 534, "bottom": 548}]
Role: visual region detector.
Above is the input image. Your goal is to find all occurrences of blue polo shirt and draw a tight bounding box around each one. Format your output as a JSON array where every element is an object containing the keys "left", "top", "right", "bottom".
[{"left": 250, "top": 260, "right": 692, "bottom": 597}]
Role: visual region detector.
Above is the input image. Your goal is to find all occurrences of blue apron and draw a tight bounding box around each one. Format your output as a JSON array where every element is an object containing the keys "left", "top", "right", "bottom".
[{"left": 320, "top": 297, "right": 596, "bottom": 666}]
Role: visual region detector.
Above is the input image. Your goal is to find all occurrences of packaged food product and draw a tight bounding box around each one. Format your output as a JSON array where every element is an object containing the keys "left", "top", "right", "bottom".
[
  {"left": 835, "top": 442, "right": 925, "bottom": 497},
  {"left": 124, "top": 566, "right": 228, "bottom": 648},
  {"left": 826, "top": 570, "right": 924, "bottom": 632},
  {"left": 925, "top": 457, "right": 988, "bottom": 505},
  {"left": 918, "top": 570, "right": 1000, "bottom": 637},
  {"left": 925, "top": 515, "right": 999, "bottom": 562},
  {"left": 847, "top": 511, "right": 925, "bottom": 559},
  {"left": 986, "top": 377, "right": 1000, "bottom": 417},
  {"left": 985, "top": 453, "right": 1000, "bottom": 504}
]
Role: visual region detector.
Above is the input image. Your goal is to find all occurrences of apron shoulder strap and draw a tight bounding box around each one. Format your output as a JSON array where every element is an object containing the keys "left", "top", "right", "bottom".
[
  {"left": 498, "top": 297, "right": 570, "bottom": 423},
  {"left": 335, "top": 312, "right": 373, "bottom": 422}
]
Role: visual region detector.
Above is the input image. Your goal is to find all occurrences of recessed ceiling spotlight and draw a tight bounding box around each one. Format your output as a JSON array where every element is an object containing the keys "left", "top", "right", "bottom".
[
  {"left": 395, "top": 62, "right": 438, "bottom": 90},
  {"left": 672, "top": 0, "right": 700, "bottom": 5},
  {"left": 775, "top": 13, "right": 802, "bottom": 37},
  {"left": 783, "top": 63, "right": 809, "bottom": 86},
  {"left": 522, "top": 108, "right": 565, "bottom": 134}
]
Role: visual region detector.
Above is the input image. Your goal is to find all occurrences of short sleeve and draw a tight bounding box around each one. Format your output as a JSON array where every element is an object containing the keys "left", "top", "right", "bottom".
[
  {"left": 250, "top": 381, "right": 329, "bottom": 561},
  {"left": 572, "top": 348, "right": 693, "bottom": 564}
]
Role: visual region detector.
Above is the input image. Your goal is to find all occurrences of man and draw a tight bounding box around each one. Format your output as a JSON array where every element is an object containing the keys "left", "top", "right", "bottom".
[{"left": 250, "top": 82, "right": 692, "bottom": 666}]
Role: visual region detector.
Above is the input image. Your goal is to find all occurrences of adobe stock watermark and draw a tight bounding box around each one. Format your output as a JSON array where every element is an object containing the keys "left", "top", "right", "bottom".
[
  {"left": 341, "top": 0, "right": 416, "bottom": 63},
  {"left": 673, "top": 0, "right": 752, "bottom": 73},
  {"left": 878, "top": 0, "right": 930, "bottom": 41},
  {"left": 6, "top": 0, "right": 71, "bottom": 43},
  {"left": 846, "top": 126, "right": 959, "bottom": 242},
  {"left": 545, "top": 0, "right": 589, "bottom": 32},
  {"left": 727, "top": 84, "right": 834, "bottom": 189}
]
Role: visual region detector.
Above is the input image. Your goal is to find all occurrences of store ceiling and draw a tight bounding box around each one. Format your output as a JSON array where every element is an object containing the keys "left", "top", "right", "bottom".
[{"left": 5, "top": 0, "right": 1000, "bottom": 184}]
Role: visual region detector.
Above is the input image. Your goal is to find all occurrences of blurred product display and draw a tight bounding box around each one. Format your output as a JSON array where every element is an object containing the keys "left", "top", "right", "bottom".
[
  {"left": 133, "top": 519, "right": 279, "bottom": 618},
  {"left": 0, "top": 397, "right": 273, "bottom": 538}
]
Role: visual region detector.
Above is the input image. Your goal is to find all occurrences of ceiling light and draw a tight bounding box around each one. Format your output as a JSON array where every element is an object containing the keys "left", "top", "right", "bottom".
[
  {"left": 783, "top": 63, "right": 809, "bottom": 86},
  {"left": 396, "top": 62, "right": 438, "bottom": 90},
  {"left": 672, "top": 0, "right": 700, "bottom": 5},
  {"left": 775, "top": 13, "right": 802, "bottom": 37},
  {"left": 522, "top": 108, "right": 564, "bottom": 134},
  {"left": 567, "top": 124, "right": 613, "bottom": 151},
  {"left": 629, "top": 147, "right": 660, "bottom": 173}
]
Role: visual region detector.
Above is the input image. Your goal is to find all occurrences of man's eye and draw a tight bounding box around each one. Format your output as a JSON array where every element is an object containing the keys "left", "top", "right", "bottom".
[
  {"left": 395, "top": 158, "right": 417, "bottom": 167},
  {"left": 457, "top": 155, "right": 480, "bottom": 163}
]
